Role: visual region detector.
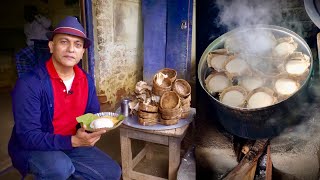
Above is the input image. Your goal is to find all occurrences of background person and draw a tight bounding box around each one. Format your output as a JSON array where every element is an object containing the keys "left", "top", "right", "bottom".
[{"left": 24, "top": 5, "right": 52, "bottom": 46}]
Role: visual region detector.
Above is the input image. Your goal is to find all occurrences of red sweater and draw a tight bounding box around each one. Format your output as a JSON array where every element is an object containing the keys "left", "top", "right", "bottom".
[{"left": 46, "top": 59, "right": 89, "bottom": 135}]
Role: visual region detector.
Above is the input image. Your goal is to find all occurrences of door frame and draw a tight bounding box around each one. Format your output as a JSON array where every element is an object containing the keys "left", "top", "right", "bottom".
[{"left": 80, "top": 0, "right": 95, "bottom": 78}]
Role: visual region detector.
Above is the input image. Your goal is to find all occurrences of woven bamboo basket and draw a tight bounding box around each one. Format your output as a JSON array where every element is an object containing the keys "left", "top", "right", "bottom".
[
  {"left": 157, "top": 68, "right": 177, "bottom": 83},
  {"left": 159, "top": 107, "right": 182, "bottom": 121},
  {"left": 246, "top": 87, "right": 278, "bottom": 109},
  {"left": 159, "top": 117, "right": 179, "bottom": 125},
  {"left": 152, "top": 76, "right": 172, "bottom": 96},
  {"left": 138, "top": 110, "right": 159, "bottom": 119},
  {"left": 139, "top": 103, "right": 158, "bottom": 113},
  {"left": 172, "top": 79, "right": 191, "bottom": 98},
  {"left": 180, "top": 94, "right": 191, "bottom": 105},
  {"left": 181, "top": 110, "right": 191, "bottom": 119},
  {"left": 138, "top": 117, "right": 158, "bottom": 126},
  {"left": 159, "top": 91, "right": 181, "bottom": 109}
]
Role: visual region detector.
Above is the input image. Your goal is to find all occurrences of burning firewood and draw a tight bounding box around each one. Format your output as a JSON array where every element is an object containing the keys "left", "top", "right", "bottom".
[
  {"left": 223, "top": 139, "right": 269, "bottom": 180},
  {"left": 241, "top": 145, "right": 250, "bottom": 155}
]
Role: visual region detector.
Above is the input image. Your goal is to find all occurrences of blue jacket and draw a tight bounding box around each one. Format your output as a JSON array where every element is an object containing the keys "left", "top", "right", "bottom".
[{"left": 8, "top": 62, "right": 100, "bottom": 176}]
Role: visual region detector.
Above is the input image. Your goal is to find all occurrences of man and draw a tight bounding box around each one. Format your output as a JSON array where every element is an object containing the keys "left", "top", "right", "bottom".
[{"left": 8, "top": 16, "right": 121, "bottom": 180}]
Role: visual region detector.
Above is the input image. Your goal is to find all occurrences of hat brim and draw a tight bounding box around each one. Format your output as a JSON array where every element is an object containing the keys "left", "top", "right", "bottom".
[{"left": 46, "top": 31, "right": 91, "bottom": 48}]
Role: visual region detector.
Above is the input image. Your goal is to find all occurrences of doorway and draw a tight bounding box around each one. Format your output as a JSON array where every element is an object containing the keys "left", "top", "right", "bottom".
[{"left": 0, "top": 0, "right": 84, "bottom": 178}]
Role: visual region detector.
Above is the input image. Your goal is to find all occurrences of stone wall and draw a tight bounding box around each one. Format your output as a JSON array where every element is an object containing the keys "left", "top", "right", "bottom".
[
  {"left": 277, "top": 0, "right": 318, "bottom": 50},
  {"left": 92, "top": 0, "right": 143, "bottom": 110},
  {"left": 92, "top": 0, "right": 197, "bottom": 110}
]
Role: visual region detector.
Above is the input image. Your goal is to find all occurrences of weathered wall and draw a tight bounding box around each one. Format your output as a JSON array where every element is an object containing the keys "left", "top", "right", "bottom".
[{"left": 92, "top": 0, "right": 143, "bottom": 111}]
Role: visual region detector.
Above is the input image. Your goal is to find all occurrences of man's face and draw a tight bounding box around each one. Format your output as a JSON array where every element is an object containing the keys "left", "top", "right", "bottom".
[{"left": 48, "top": 34, "right": 85, "bottom": 68}]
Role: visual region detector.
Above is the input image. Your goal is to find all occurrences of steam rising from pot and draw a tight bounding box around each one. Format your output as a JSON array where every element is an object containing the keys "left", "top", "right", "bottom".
[
  {"left": 210, "top": 0, "right": 308, "bottom": 80},
  {"left": 216, "top": 0, "right": 281, "bottom": 29},
  {"left": 215, "top": 0, "right": 303, "bottom": 36},
  {"left": 198, "top": 0, "right": 315, "bottom": 139}
]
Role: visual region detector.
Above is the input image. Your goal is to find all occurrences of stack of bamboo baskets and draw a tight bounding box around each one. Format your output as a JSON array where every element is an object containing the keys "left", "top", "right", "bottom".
[
  {"left": 172, "top": 79, "right": 192, "bottom": 118},
  {"left": 159, "top": 91, "right": 182, "bottom": 125},
  {"left": 138, "top": 103, "right": 159, "bottom": 126},
  {"left": 137, "top": 68, "right": 192, "bottom": 126}
]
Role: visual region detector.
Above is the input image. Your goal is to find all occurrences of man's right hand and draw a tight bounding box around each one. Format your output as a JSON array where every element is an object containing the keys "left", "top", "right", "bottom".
[{"left": 71, "top": 125, "right": 106, "bottom": 147}]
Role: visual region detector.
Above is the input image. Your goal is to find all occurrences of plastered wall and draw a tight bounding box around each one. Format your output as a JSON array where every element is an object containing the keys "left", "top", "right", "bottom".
[{"left": 92, "top": 0, "right": 143, "bottom": 110}]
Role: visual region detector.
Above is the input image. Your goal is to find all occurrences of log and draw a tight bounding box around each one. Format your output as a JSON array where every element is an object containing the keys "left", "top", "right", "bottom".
[
  {"left": 223, "top": 139, "right": 268, "bottom": 180},
  {"left": 265, "top": 145, "right": 272, "bottom": 180}
]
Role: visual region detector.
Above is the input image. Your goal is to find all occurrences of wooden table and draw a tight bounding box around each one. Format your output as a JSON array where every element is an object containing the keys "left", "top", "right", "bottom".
[{"left": 120, "top": 123, "right": 190, "bottom": 180}]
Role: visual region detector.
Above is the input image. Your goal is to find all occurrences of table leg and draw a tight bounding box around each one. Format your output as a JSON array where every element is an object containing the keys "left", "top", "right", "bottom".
[
  {"left": 168, "top": 137, "right": 181, "bottom": 180},
  {"left": 120, "top": 128, "right": 132, "bottom": 180}
]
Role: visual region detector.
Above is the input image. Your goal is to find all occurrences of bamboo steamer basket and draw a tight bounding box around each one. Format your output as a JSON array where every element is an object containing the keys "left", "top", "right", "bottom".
[
  {"left": 246, "top": 87, "right": 278, "bottom": 109},
  {"left": 272, "top": 73, "right": 300, "bottom": 101},
  {"left": 138, "top": 110, "right": 159, "bottom": 119},
  {"left": 159, "top": 107, "right": 182, "bottom": 118},
  {"left": 152, "top": 76, "right": 172, "bottom": 96},
  {"left": 181, "top": 104, "right": 190, "bottom": 112},
  {"left": 223, "top": 55, "right": 252, "bottom": 79},
  {"left": 159, "top": 117, "right": 179, "bottom": 125},
  {"left": 172, "top": 79, "right": 191, "bottom": 98},
  {"left": 139, "top": 103, "right": 158, "bottom": 113},
  {"left": 181, "top": 110, "right": 191, "bottom": 119},
  {"left": 157, "top": 68, "right": 177, "bottom": 83},
  {"left": 152, "top": 86, "right": 170, "bottom": 97},
  {"left": 180, "top": 94, "right": 191, "bottom": 105},
  {"left": 181, "top": 106, "right": 190, "bottom": 116},
  {"left": 204, "top": 71, "right": 232, "bottom": 94},
  {"left": 159, "top": 91, "right": 181, "bottom": 109},
  {"left": 180, "top": 101, "right": 191, "bottom": 118},
  {"left": 138, "top": 117, "right": 158, "bottom": 126},
  {"left": 206, "top": 48, "right": 229, "bottom": 72},
  {"left": 153, "top": 75, "right": 172, "bottom": 90},
  {"left": 219, "top": 86, "right": 248, "bottom": 108},
  {"left": 283, "top": 52, "right": 311, "bottom": 80},
  {"left": 181, "top": 101, "right": 191, "bottom": 108},
  {"left": 238, "top": 74, "right": 266, "bottom": 92},
  {"left": 161, "top": 112, "right": 181, "bottom": 120}
]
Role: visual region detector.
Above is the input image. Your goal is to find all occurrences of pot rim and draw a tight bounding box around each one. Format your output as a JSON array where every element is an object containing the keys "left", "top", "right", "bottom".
[
  {"left": 198, "top": 24, "right": 313, "bottom": 111},
  {"left": 304, "top": 0, "right": 320, "bottom": 29}
]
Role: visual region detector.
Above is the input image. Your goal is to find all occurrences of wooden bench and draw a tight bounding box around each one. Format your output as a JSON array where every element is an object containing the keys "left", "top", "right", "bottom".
[{"left": 120, "top": 123, "right": 190, "bottom": 180}]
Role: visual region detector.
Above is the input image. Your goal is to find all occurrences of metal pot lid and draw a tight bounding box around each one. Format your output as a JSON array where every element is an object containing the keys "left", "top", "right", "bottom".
[{"left": 304, "top": 0, "right": 320, "bottom": 28}]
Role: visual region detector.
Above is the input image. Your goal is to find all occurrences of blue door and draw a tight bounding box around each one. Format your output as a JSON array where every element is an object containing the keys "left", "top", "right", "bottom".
[{"left": 142, "top": 0, "right": 194, "bottom": 83}]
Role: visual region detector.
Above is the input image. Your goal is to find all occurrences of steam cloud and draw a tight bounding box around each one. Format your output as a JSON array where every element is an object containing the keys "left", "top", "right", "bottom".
[
  {"left": 215, "top": 0, "right": 282, "bottom": 30},
  {"left": 215, "top": 0, "right": 303, "bottom": 36},
  {"left": 213, "top": 0, "right": 318, "bottom": 143},
  {"left": 212, "top": 0, "right": 302, "bottom": 57}
]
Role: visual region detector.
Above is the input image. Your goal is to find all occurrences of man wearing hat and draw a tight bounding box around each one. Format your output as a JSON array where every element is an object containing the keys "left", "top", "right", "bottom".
[{"left": 8, "top": 16, "right": 121, "bottom": 179}]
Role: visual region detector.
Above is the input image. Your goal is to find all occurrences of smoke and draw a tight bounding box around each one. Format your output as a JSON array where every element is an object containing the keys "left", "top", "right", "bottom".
[{"left": 215, "top": 0, "right": 282, "bottom": 30}]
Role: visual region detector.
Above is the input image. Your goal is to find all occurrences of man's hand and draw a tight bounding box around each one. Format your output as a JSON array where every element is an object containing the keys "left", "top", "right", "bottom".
[{"left": 71, "top": 125, "right": 106, "bottom": 147}]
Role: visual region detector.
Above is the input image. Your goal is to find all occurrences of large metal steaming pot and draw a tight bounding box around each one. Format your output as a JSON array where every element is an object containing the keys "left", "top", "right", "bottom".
[{"left": 198, "top": 25, "right": 314, "bottom": 139}]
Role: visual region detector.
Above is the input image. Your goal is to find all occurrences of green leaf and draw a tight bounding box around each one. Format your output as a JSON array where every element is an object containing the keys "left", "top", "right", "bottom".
[
  {"left": 76, "top": 113, "right": 99, "bottom": 128},
  {"left": 117, "top": 114, "right": 125, "bottom": 121}
]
